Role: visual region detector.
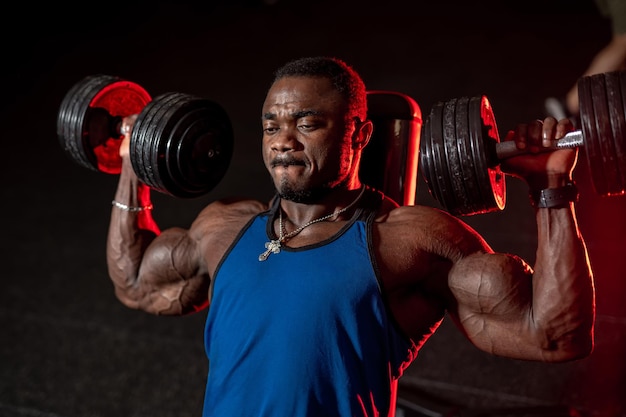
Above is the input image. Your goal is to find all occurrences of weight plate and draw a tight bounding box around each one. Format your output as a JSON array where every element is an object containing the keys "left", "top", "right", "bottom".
[
  {"left": 603, "top": 71, "right": 626, "bottom": 195},
  {"left": 615, "top": 71, "right": 626, "bottom": 195},
  {"left": 420, "top": 103, "right": 442, "bottom": 207},
  {"left": 430, "top": 101, "right": 457, "bottom": 211},
  {"left": 420, "top": 109, "right": 444, "bottom": 207},
  {"left": 56, "top": 75, "right": 151, "bottom": 174},
  {"left": 131, "top": 92, "right": 182, "bottom": 192},
  {"left": 442, "top": 98, "right": 466, "bottom": 213},
  {"left": 592, "top": 73, "right": 621, "bottom": 195},
  {"left": 168, "top": 101, "right": 234, "bottom": 196},
  {"left": 468, "top": 96, "right": 505, "bottom": 214},
  {"left": 131, "top": 92, "right": 234, "bottom": 198},
  {"left": 578, "top": 74, "right": 607, "bottom": 196},
  {"left": 455, "top": 96, "right": 485, "bottom": 216}
]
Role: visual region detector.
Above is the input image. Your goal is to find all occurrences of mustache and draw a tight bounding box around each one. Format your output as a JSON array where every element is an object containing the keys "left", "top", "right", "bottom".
[{"left": 270, "top": 155, "right": 307, "bottom": 168}]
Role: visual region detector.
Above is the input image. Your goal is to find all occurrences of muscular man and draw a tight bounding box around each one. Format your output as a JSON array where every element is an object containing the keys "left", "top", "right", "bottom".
[{"left": 107, "top": 56, "right": 595, "bottom": 417}]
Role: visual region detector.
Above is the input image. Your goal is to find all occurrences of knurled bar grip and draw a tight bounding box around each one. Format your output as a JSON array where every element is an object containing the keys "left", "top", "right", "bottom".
[{"left": 495, "top": 130, "right": 584, "bottom": 160}]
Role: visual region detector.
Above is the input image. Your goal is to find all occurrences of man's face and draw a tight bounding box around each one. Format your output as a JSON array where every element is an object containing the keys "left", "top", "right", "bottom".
[{"left": 261, "top": 76, "right": 357, "bottom": 203}]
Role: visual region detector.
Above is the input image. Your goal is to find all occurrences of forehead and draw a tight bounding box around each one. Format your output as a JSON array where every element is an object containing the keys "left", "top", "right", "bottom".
[{"left": 262, "top": 76, "right": 346, "bottom": 115}]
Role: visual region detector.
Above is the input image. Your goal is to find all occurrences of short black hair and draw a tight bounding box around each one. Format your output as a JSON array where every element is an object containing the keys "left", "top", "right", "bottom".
[{"left": 273, "top": 56, "right": 367, "bottom": 121}]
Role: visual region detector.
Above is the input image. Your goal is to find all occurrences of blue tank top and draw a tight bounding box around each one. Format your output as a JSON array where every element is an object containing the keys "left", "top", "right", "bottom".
[{"left": 203, "top": 190, "right": 417, "bottom": 417}]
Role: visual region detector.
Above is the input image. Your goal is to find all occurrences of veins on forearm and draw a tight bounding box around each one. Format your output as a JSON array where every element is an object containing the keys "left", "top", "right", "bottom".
[{"left": 108, "top": 211, "right": 158, "bottom": 289}]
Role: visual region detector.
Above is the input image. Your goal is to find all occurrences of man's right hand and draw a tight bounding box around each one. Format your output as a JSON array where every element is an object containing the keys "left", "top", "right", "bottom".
[{"left": 119, "top": 114, "right": 138, "bottom": 158}]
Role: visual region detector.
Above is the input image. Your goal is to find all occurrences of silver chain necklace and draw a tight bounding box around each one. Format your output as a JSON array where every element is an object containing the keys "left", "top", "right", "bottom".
[{"left": 258, "top": 186, "right": 366, "bottom": 261}]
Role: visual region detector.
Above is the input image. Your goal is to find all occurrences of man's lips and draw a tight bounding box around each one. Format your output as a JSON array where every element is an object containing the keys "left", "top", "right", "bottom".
[{"left": 270, "top": 156, "right": 307, "bottom": 168}]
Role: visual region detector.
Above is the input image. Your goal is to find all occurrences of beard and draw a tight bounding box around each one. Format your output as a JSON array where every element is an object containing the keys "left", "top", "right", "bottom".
[
  {"left": 276, "top": 177, "right": 332, "bottom": 204},
  {"left": 269, "top": 150, "right": 351, "bottom": 204}
]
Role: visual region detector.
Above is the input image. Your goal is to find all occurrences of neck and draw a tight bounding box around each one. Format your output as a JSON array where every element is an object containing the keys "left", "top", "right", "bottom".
[
  {"left": 259, "top": 184, "right": 366, "bottom": 262},
  {"left": 279, "top": 185, "right": 365, "bottom": 229}
]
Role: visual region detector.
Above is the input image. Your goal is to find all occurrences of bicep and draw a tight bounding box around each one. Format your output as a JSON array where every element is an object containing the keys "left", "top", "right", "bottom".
[
  {"left": 447, "top": 252, "right": 547, "bottom": 359},
  {"left": 122, "top": 227, "right": 210, "bottom": 315}
]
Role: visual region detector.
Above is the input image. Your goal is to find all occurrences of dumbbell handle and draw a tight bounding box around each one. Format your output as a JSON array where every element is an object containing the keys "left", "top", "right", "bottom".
[{"left": 496, "top": 130, "right": 584, "bottom": 160}]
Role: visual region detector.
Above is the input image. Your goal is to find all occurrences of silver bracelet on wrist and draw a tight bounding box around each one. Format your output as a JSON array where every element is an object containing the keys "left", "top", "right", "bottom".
[{"left": 111, "top": 200, "right": 153, "bottom": 212}]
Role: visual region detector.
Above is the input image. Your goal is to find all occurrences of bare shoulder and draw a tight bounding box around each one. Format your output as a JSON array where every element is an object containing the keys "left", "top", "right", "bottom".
[
  {"left": 371, "top": 201, "right": 495, "bottom": 342},
  {"left": 184, "top": 197, "right": 270, "bottom": 272},
  {"left": 197, "top": 197, "right": 269, "bottom": 218},
  {"left": 191, "top": 197, "right": 269, "bottom": 236},
  {"left": 373, "top": 203, "right": 493, "bottom": 273}
]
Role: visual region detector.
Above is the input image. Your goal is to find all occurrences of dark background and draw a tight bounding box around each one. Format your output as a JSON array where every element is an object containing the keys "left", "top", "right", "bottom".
[{"left": 2, "top": 1, "right": 625, "bottom": 416}]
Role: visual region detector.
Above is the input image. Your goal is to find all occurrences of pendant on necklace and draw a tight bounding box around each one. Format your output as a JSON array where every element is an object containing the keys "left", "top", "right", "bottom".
[{"left": 259, "top": 239, "right": 282, "bottom": 261}]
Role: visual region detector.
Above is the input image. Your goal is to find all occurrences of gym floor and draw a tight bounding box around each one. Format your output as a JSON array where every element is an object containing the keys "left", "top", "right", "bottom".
[{"left": 2, "top": 0, "right": 625, "bottom": 416}]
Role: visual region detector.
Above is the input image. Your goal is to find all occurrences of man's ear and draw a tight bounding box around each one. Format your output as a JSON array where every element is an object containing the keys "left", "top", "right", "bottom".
[{"left": 353, "top": 119, "right": 373, "bottom": 150}]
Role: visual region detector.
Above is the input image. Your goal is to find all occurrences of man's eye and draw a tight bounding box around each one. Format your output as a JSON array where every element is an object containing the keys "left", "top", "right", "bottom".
[{"left": 263, "top": 127, "right": 278, "bottom": 134}]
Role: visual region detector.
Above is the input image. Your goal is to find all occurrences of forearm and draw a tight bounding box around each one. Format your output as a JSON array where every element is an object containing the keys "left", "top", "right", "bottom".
[
  {"left": 531, "top": 203, "right": 595, "bottom": 359},
  {"left": 106, "top": 158, "right": 160, "bottom": 303}
]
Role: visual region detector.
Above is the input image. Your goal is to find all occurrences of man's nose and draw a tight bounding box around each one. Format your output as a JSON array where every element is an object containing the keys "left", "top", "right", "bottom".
[{"left": 270, "top": 128, "right": 298, "bottom": 152}]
